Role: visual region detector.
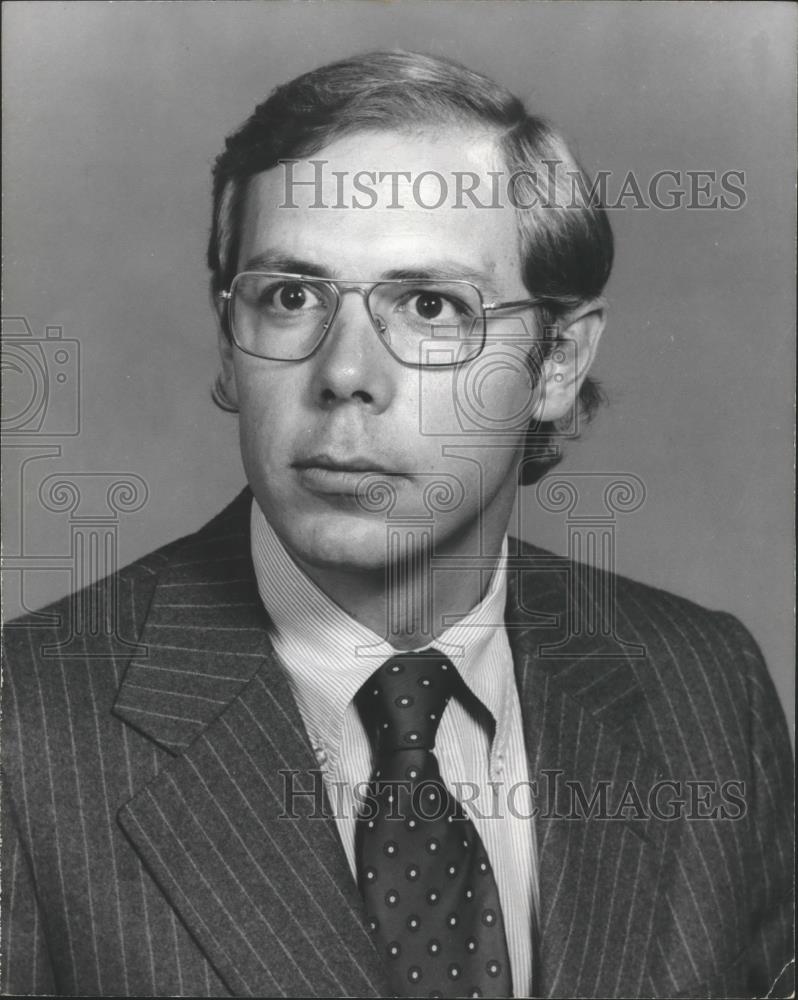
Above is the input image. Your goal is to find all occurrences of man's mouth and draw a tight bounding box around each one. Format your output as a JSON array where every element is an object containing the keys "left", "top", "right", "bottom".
[
  {"left": 294, "top": 454, "right": 397, "bottom": 474},
  {"left": 292, "top": 454, "right": 405, "bottom": 496}
]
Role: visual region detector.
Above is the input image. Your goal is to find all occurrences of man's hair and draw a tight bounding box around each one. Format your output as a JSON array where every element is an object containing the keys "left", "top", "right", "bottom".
[{"left": 208, "top": 50, "right": 613, "bottom": 484}]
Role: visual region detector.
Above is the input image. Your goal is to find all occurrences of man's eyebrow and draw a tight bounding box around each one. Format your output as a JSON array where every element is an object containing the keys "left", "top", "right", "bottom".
[
  {"left": 241, "top": 251, "right": 332, "bottom": 277},
  {"left": 381, "top": 263, "right": 496, "bottom": 289},
  {"left": 241, "top": 252, "right": 500, "bottom": 295}
]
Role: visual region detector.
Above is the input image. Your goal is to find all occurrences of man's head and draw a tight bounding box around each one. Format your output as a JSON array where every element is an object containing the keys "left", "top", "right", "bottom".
[{"left": 208, "top": 51, "right": 612, "bottom": 575}]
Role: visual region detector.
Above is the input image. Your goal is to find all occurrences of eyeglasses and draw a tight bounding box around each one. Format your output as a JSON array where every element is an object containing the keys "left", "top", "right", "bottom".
[{"left": 220, "top": 272, "right": 544, "bottom": 368}]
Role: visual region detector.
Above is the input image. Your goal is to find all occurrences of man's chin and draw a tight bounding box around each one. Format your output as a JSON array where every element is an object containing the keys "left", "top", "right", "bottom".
[{"left": 275, "top": 512, "right": 398, "bottom": 575}]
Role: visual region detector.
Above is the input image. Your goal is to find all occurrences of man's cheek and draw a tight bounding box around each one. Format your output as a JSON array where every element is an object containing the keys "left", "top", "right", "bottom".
[
  {"left": 458, "top": 359, "right": 537, "bottom": 434},
  {"left": 416, "top": 370, "right": 463, "bottom": 438},
  {"left": 420, "top": 357, "right": 536, "bottom": 439},
  {"left": 237, "top": 410, "right": 285, "bottom": 489}
]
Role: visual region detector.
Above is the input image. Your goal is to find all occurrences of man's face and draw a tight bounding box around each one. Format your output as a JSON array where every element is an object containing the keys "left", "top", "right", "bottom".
[{"left": 219, "top": 127, "right": 555, "bottom": 574}]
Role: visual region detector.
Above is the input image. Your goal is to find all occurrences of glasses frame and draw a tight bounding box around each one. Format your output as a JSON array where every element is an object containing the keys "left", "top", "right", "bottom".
[{"left": 219, "top": 270, "right": 546, "bottom": 368}]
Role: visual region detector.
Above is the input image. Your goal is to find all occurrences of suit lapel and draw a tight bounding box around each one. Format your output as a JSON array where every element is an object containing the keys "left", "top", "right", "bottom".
[
  {"left": 507, "top": 554, "right": 681, "bottom": 998},
  {"left": 113, "top": 493, "right": 388, "bottom": 997}
]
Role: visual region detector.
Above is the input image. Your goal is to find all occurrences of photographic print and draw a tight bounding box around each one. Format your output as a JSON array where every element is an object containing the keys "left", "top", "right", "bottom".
[{"left": 2, "top": 3, "right": 794, "bottom": 996}]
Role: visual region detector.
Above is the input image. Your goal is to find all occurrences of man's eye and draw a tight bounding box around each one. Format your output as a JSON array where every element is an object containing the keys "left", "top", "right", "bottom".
[
  {"left": 261, "top": 281, "right": 325, "bottom": 313},
  {"left": 403, "top": 291, "right": 467, "bottom": 322}
]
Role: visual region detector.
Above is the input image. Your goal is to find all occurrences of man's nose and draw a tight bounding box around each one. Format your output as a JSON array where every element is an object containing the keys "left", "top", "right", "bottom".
[{"left": 310, "top": 290, "right": 395, "bottom": 410}]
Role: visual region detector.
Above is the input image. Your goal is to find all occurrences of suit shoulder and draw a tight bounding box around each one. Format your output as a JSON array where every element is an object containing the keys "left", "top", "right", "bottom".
[
  {"left": 2, "top": 489, "right": 251, "bottom": 697},
  {"left": 511, "top": 539, "right": 791, "bottom": 778},
  {"left": 509, "top": 534, "right": 777, "bottom": 725},
  {"left": 512, "top": 534, "right": 761, "bottom": 655},
  {"left": 3, "top": 488, "right": 251, "bottom": 630}
]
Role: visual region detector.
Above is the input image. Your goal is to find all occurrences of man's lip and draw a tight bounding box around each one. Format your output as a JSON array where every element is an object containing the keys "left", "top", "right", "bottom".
[{"left": 292, "top": 455, "right": 401, "bottom": 475}]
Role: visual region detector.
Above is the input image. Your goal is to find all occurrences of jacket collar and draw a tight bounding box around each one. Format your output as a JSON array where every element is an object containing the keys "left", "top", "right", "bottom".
[{"left": 113, "top": 489, "right": 270, "bottom": 753}]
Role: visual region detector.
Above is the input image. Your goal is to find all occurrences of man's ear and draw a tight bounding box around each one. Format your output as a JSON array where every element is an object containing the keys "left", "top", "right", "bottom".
[
  {"left": 212, "top": 289, "right": 240, "bottom": 409},
  {"left": 532, "top": 300, "right": 606, "bottom": 423}
]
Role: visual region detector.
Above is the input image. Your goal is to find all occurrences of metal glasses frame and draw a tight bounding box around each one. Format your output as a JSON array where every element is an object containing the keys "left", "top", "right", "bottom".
[{"left": 219, "top": 271, "right": 546, "bottom": 368}]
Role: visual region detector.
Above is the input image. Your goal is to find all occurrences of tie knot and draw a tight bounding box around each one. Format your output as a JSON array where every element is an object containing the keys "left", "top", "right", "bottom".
[{"left": 357, "top": 651, "right": 456, "bottom": 753}]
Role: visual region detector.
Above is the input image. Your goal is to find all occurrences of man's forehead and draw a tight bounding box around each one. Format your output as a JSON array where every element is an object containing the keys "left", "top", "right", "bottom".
[
  {"left": 241, "top": 125, "right": 510, "bottom": 218},
  {"left": 264, "top": 125, "right": 506, "bottom": 203},
  {"left": 237, "top": 127, "right": 522, "bottom": 289}
]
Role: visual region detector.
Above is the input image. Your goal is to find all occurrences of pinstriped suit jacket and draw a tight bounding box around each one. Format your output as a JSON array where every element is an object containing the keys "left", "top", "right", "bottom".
[{"left": 2, "top": 489, "right": 793, "bottom": 998}]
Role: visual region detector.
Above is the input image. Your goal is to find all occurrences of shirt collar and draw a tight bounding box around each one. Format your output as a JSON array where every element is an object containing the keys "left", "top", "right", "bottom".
[{"left": 250, "top": 498, "right": 512, "bottom": 762}]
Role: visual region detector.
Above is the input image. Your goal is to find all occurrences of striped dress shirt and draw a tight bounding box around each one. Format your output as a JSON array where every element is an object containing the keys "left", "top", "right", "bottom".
[{"left": 251, "top": 499, "right": 538, "bottom": 995}]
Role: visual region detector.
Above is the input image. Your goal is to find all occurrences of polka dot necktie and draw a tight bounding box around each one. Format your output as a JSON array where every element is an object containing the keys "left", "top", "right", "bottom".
[{"left": 355, "top": 651, "right": 513, "bottom": 998}]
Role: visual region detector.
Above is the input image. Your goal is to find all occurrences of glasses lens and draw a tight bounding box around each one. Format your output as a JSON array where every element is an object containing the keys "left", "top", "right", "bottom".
[
  {"left": 369, "top": 281, "right": 484, "bottom": 366},
  {"left": 230, "top": 273, "right": 335, "bottom": 360}
]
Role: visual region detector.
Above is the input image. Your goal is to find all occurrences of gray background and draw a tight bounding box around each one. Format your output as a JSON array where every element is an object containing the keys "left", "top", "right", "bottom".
[{"left": 2, "top": 1, "right": 795, "bottom": 727}]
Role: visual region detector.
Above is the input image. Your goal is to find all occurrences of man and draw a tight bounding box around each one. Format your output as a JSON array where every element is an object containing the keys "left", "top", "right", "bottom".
[{"left": 1, "top": 51, "right": 792, "bottom": 999}]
